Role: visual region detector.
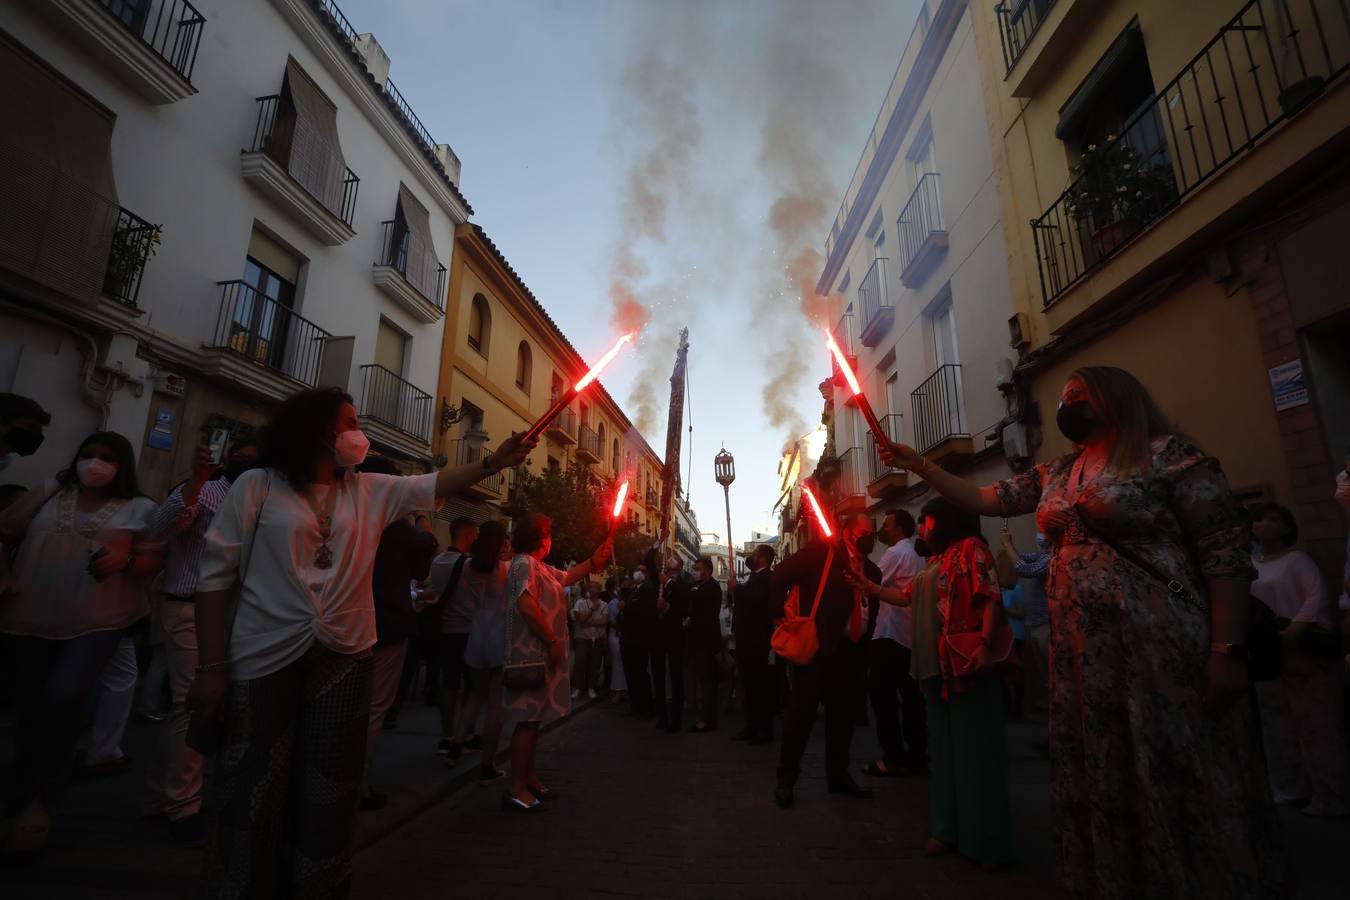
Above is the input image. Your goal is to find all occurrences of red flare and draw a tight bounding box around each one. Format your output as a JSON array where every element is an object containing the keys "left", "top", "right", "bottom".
[
  {"left": 824, "top": 328, "right": 862, "bottom": 396},
  {"left": 575, "top": 333, "right": 635, "bottom": 392},
  {"left": 801, "top": 483, "right": 833, "bottom": 539},
  {"left": 612, "top": 480, "right": 630, "bottom": 519}
]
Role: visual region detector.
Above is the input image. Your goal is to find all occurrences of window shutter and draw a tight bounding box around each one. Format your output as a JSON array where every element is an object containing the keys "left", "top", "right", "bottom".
[
  {"left": 0, "top": 33, "right": 119, "bottom": 307},
  {"left": 281, "top": 58, "right": 345, "bottom": 215},
  {"left": 395, "top": 184, "right": 439, "bottom": 301}
]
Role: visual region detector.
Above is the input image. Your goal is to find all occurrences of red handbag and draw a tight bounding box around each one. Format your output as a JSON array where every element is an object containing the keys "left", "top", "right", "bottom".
[{"left": 770, "top": 545, "right": 835, "bottom": 666}]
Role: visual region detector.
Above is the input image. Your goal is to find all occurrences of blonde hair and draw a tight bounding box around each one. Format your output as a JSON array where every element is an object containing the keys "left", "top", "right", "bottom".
[{"left": 1071, "top": 366, "right": 1174, "bottom": 471}]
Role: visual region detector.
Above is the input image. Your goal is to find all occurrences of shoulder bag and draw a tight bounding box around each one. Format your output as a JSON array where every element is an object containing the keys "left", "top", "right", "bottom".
[
  {"left": 770, "top": 544, "right": 835, "bottom": 667},
  {"left": 504, "top": 559, "right": 548, "bottom": 690},
  {"left": 1075, "top": 505, "right": 1283, "bottom": 682}
]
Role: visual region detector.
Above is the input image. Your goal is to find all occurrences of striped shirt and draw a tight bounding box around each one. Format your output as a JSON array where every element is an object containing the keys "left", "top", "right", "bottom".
[{"left": 153, "top": 476, "right": 235, "bottom": 597}]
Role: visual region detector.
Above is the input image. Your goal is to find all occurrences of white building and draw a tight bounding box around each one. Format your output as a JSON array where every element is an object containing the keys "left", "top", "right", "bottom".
[
  {"left": 0, "top": 0, "right": 468, "bottom": 498},
  {"left": 818, "top": 0, "right": 1020, "bottom": 530},
  {"left": 672, "top": 491, "right": 701, "bottom": 568},
  {"left": 698, "top": 540, "right": 747, "bottom": 595}
]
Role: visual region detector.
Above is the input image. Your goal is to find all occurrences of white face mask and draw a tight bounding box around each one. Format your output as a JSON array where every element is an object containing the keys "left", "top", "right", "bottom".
[
  {"left": 77, "top": 458, "right": 119, "bottom": 488},
  {"left": 333, "top": 429, "right": 370, "bottom": 468}
]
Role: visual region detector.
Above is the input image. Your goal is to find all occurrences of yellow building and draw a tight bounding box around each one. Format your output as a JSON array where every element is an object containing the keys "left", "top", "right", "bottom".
[
  {"left": 969, "top": 0, "right": 1350, "bottom": 575},
  {"left": 433, "top": 223, "right": 668, "bottom": 541}
]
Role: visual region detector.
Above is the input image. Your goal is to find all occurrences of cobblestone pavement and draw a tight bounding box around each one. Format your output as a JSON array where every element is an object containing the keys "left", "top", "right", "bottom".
[{"left": 352, "top": 702, "right": 1066, "bottom": 900}]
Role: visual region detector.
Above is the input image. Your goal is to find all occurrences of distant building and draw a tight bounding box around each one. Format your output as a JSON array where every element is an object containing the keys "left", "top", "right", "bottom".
[
  {"left": 673, "top": 492, "right": 701, "bottom": 568},
  {"left": 699, "top": 540, "right": 748, "bottom": 594}
]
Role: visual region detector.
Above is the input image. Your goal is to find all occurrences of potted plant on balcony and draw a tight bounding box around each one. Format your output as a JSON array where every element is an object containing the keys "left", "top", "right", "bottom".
[
  {"left": 102, "top": 222, "right": 161, "bottom": 306},
  {"left": 1062, "top": 138, "right": 1175, "bottom": 258}
]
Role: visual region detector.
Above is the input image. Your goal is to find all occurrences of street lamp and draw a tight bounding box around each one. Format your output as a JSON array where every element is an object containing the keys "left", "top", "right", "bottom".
[{"left": 714, "top": 448, "right": 735, "bottom": 592}]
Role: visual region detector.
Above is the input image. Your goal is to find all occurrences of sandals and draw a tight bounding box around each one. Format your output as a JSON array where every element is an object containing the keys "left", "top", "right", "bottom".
[
  {"left": 527, "top": 785, "right": 559, "bottom": 802},
  {"left": 501, "top": 792, "right": 546, "bottom": 814}
]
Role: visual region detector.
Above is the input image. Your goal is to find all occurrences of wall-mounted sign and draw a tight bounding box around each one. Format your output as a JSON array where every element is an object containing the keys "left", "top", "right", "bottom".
[
  {"left": 148, "top": 407, "right": 175, "bottom": 450},
  {"left": 1268, "top": 359, "right": 1309, "bottom": 412}
]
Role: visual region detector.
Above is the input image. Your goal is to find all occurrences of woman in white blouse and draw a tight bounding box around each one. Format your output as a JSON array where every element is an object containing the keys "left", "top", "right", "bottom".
[
  {"left": 0, "top": 431, "right": 165, "bottom": 853},
  {"left": 190, "top": 388, "right": 533, "bottom": 897},
  {"left": 1250, "top": 503, "right": 1350, "bottom": 818}
]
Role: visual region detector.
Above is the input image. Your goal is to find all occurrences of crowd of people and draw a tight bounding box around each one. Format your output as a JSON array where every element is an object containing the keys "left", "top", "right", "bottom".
[{"left": 0, "top": 361, "right": 1348, "bottom": 899}]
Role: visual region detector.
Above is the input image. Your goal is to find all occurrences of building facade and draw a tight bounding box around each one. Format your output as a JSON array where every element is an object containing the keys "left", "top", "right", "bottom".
[
  {"left": 433, "top": 223, "right": 668, "bottom": 535},
  {"left": 817, "top": 0, "right": 1025, "bottom": 541},
  {"left": 969, "top": 0, "right": 1350, "bottom": 575},
  {"left": 673, "top": 491, "right": 701, "bottom": 568},
  {"left": 1, "top": 0, "right": 467, "bottom": 498}
]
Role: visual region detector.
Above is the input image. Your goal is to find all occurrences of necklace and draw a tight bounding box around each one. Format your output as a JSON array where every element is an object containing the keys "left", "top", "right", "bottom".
[{"left": 305, "top": 481, "right": 340, "bottom": 569}]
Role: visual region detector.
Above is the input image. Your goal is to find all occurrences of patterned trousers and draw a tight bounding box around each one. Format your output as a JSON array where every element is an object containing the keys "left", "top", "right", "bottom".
[{"left": 200, "top": 644, "right": 373, "bottom": 900}]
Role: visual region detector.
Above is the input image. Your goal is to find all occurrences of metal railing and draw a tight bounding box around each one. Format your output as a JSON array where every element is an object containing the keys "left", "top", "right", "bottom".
[
  {"left": 995, "top": 0, "right": 1057, "bottom": 74},
  {"left": 378, "top": 220, "right": 445, "bottom": 307},
  {"left": 897, "top": 173, "right": 944, "bottom": 281},
  {"left": 858, "top": 257, "right": 892, "bottom": 345},
  {"left": 1032, "top": 0, "right": 1350, "bottom": 306},
  {"left": 837, "top": 447, "right": 871, "bottom": 499},
  {"left": 250, "top": 95, "right": 360, "bottom": 228},
  {"left": 311, "top": 0, "right": 360, "bottom": 47},
  {"left": 647, "top": 488, "right": 659, "bottom": 507},
  {"left": 209, "top": 281, "right": 331, "bottom": 386},
  {"left": 578, "top": 425, "right": 602, "bottom": 461},
  {"left": 910, "top": 365, "right": 968, "bottom": 454},
  {"left": 450, "top": 439, "right": 502, "bottom": 494},
  {"left": 102, "top": 207, "right": 159, "bottom": 307},
  {"left": 358, "top": 364, "right": 433, "bottom": 442},
  {"left": 384, "top": 79, "right": 438, "bottom": 158},
  {"left": 97, "top": 0, "right": 205, "bottom": 84},
  {"left": 867, "top": 414, "right": 906, "bottom": 483},
  {"left": 546, "top": 404, "right": 577, "bottom": 438},
  {"left": 832, "top": 311, "right": 857, "bottom": 358}
]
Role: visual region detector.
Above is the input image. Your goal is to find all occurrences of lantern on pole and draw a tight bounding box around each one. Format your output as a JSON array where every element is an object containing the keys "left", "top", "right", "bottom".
[{"left": 714, "top": 448, "right": 736, "bottom": 591}]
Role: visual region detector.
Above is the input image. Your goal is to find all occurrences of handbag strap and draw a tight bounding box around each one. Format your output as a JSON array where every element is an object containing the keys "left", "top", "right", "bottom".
[
  {"left": 1073, "top": 504, "right": 1193, "bottom": 602},
  {"left": 806, "top": 544, "right": 836, "bottom": 621}
]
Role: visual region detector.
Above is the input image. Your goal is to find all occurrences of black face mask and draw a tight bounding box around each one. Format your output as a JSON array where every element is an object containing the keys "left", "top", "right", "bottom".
[
  {"left": 6, "top": 426, "right": 44, "bottom": 457},
  {"left": 913, "top": 539, "right": 932, "bottom": 558},
  {"left": 855, "top": 534, "right": 876, "bottom": 556},
  {"left": 1056, "top": 400, "right": 1100, "bottom": 444}
]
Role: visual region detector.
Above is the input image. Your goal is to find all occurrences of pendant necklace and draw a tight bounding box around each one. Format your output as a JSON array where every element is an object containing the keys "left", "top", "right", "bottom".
[{"left": 307, "top": 481, "right": 340, "bottom": 570}]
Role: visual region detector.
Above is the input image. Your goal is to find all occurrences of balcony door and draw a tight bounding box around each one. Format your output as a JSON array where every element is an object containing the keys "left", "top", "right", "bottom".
[
  {"left": 368, "top": 319, "right": 408, "bottom": 429},
  {"left": 908, "top": 122, "right": 938, "bottom": 207},
  {"left": 929, "top": 297, "right": 965, "bottom": 439},
  {"left": 236, "top": 236, "right": 298, "bottom": 373}
]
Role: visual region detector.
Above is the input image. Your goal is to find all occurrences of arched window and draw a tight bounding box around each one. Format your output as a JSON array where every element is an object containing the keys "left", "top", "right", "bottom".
[
  {"left": 611, "top": 439, "right": 621, "bottom": 471},
  {"left": 597, "top": 421, "right": 606, "bottom": 455},
  {"left": 467, "top": 294, "right": 490, "bottom": 356},
  {"left": 515, "top": 341, "right": 532, "bottom": 393}
]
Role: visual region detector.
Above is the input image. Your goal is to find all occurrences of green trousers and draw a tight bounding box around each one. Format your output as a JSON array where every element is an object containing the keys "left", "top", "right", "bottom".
[{"left": 923, "top": 676, "right": 1014, "bottom": 865}]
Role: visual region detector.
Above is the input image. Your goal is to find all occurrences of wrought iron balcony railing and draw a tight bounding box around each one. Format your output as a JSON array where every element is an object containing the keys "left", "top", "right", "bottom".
[
  {"left": 209, "top": 281, "right": 331, "bottom": 387},
  {"left": 910, "top": 364, "right": 968, "bottom": 454},
  {"left": 831, "top": 312, "right": 857, "bottom": 371},
  {"left": 578, "top": 425, "right": 602, "bottom": 462},
  {"left": 1032, "top": 0, "right": 1350, "bottom": 306},
  {"left": 837, "top": 447, "right": 871, "bottom": 499},
  {"left": 250, "top": 95, "right": 360, "bottom": 227},
  {"left": 102, "top": 207, "right": 159, "bottom": 307},
  {"left": 867, "top": 414, "right": 906, "bottom": 482},
  {"left": 378, "top": 220, "right": 446, "bottom": 307},
  {"left": 358, "top": 364, "right": 433, "bottom": 442},
  {"left": 995, "top": 0, "right": 1057, "bottom": 74},
  {"left": 451, "top": 439, "right": 502, "bottom": 494},
  {"left": 97, "top": 0, "right": 205, "bottom": 84},
  {"left": 897, "top": 173, "right": 945, "bottom": 285},
  {"left": 858, "top": 257, "right": 892, "bottom": 347}
]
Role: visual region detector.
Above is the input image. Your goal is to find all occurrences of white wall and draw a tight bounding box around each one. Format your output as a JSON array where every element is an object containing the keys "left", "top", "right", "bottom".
[{"left": 4, "top": 0, "right": 461, "bottom": 409}]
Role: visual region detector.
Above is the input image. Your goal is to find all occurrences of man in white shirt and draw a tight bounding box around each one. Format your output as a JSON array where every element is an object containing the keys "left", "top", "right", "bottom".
[{"left": 862, "top": 509, "right": 927, "bottom": 778}]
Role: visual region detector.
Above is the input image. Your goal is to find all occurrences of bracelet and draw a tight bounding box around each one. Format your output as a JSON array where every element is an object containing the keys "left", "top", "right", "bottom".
[{"left": 195, "top": 661, "right": 229, "bottom": 674}]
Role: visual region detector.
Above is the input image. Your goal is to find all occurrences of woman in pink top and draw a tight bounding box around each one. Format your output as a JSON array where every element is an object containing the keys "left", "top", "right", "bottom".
[{"left": 1250, "top": 503, "right": 1350, "bottom": 817}]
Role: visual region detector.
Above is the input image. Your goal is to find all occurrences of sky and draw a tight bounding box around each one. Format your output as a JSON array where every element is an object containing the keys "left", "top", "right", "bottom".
[{"left": 341, "top": 0, "right": 922, "bottom": 546}]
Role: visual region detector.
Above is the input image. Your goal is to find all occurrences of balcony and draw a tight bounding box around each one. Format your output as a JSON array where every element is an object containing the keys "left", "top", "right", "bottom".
[
  {"left": 241, "top": 95, "right": 359, "bottom": 246},
  {"left": 1032, "top": 0, "right": 1350, "bottom": 307},
  {"left": 102, "top": 207, "right": 159, "bottom": 308},
  {"left": 910, "top": 364, "right": 973, "bottom": 463},
  {"left": 357, "top": 363, "right": 433, "bottom": 458},
  {"left": 831, "top": 312, "right": 858, "bottom": 388},
  {"left": 897, "top": 173, "right": 946, "bottom": 288},
  {"left": 836, "top": 447, "right": 870, "bottom": 515},
  {"left": 450, "top": 439, "right": 504, "bottom": 500},
  {"left": 858, "top": 257, "right": 893, "bottom": 347},
  {"left": 647, "top": 488, "right": 660, "bottom": 508},
  {"left": 201, "top": 280, "right": 331, "bottom": 401},
  {"left": 41, "top": 0, "right": 205, "bottom": 104},
  {"left": 866, "top": 414, "right": 909, "bottom": 498},
  {"left": 996, "top": 0, "right": 1057, "bottom": 75},
  {"left": 372, "top": 220, "right": 446, "bottom": 324},
  {"left": 577, "top": 425, "right": 602, "bottom": 464},
  {"left": 545, "top": 404, "right": 577, "bottom": 444}
]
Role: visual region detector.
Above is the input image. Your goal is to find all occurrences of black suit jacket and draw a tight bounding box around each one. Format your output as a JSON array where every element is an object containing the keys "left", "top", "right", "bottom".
[
  {"left": 769, "top": 540, "right": 874, "bottom": 656},
  {"left": 655, "top": 577, "right": 689, "bottom": 652},
  {"left": 687, "top": 578, "right": 723, "bottom": 651},
  {"left": 733, "top": 568, "right": 774, "bottom": 654}
]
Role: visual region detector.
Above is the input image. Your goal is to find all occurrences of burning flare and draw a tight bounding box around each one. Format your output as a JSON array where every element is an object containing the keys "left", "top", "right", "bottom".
[
  {"left": 824, "top": 328, "right": 862, "bottom": 396},
  {"left": 612, "top": 480, "right": 630, "bottom": 519},
  {"left": 576, "top": 333, "right": 635, "bottom": 391},
  {"left": 801, "top": 483, "right": 833, "bottom": 539}
]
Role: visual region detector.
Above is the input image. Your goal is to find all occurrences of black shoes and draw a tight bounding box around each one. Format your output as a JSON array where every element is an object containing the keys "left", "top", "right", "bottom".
[
  {"left": 827, "top": 778, "right": 875, "bottom": 799},
  {"left": 773, "top": 784, "right": 794, "bottom": 809}
]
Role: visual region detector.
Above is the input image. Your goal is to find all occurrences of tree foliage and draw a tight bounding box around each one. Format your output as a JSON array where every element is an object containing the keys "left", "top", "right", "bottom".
[{"left": 510, "top": 466, "right": 656, "bottom": 575}]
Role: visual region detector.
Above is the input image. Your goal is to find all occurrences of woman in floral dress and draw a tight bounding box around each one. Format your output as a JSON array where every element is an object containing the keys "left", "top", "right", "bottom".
[
  {"left": 878, "top": 366, "right": 1289, "bottom": 899},
  {"left": 502, "top": 512, "right": 611, "bottom": 812}
]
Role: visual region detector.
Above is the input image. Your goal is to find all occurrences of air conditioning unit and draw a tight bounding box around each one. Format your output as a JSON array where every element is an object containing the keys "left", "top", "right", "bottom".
[{"left": 1001, "top": 422, "right": 1030, "bottom": 460}]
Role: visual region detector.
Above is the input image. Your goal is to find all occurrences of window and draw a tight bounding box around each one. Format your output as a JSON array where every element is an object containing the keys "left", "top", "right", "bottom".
[
  {"left": 580, "top": 403, "right": 591, "bottom": 429},
  {"left": 547, "top": 455, "right": 560, "bottom": 474},
  {"left": 233, "top": 230, "right": 300, "bottom": 367},
  {"left": 908, "top": 120, "right": 938, "bottom": 206},
  {"left": 612, "top": 439, "right": 621, "bottom": 471},
  {"left": 458, "top": 400, "right": 484, "bottom": 434},
  {"left": 1056, "top": 25, "right": 1158, "bottom": 153},
  {"left": 467, "top": 294, "right": 490, "bottom": 356},
  {"left": 597, "top": 421, "right": 607, "bottom": 453},
  {"left": 550, "top": 372, "right": 564, "bottom": 402},
  {"left": 515, "top": 341, "right": 532, "bottom": 393},
  {"left": 374, "top": 319, "right": 407, "bottom": 375}
]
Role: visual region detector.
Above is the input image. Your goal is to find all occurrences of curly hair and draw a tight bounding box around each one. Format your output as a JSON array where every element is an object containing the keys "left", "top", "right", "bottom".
[{"left": 261, "top": 387, "right": 353, "bottom": 490}]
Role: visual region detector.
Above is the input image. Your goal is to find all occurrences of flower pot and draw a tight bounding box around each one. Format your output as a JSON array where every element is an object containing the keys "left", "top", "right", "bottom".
[{"left": 1089, "top": 220, "right": 1133, "bottom": 258}]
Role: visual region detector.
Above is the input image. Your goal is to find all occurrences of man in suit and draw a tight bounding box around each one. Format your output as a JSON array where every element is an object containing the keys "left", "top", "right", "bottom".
[
  {"left": 769, "top": 490, "right": 879, "bottom": 809},
  {"left": 651, "top": 558, "right": 690, "bottom": 733},
  {"left": 686, "top": 557, "right": 724, "bottom": 733},
  {"left": 732, "top": 544, "right": 777, "bottom": 745}
]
